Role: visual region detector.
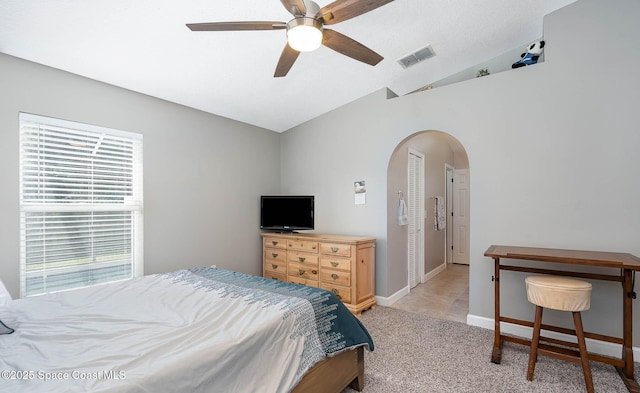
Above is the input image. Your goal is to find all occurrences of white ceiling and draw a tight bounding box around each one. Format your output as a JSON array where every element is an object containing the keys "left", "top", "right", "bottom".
[{"left": 0, "top": 0, "right": 577, "bottom": 132}]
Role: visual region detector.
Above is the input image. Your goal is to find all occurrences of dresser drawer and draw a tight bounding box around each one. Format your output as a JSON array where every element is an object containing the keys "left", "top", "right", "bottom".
[
  {"left": 321, "top": 283, "right": 352, "bottom": 303},
  {"left": 265, "top": 248, "right": 286, "bottom": 263},
  {"left": 320, "top": 243, "right": 351, "bottom": 257},
  {"left": 288, "top": 261, "right": 319, "bottom": 281},
  {"left": 320, "top": 256, "right": 351, "bottom": 271},
  {"left": 264, "top": 237, "right": 287, "bottom": 250},
  {"left": 264, "top": 260, "right": 286, "bottom": 275},
  {"left": 287, "top": 240, "right": 319, "bottom": 253},
  {"left": 264, "top": 271, "right": 286, "bottom": 282},
  {"left": 289, "top": 276, "right": 319, "bottom": 288},
  {"left": 287, "top": 252, "right": 319, "bottom": 266},
  {"left": 320, "top": 269, "right": 351, "bottom": 286}
]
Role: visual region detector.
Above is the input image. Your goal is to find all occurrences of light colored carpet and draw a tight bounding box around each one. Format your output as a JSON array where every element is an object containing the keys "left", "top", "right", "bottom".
[{"left": 343, "top": 306, "right": 637, "bottom": 392}]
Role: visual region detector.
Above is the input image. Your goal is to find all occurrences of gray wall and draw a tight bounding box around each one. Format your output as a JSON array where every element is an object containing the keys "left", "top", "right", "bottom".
[
  {"left": 0, "top": 53, "right": 281, "bottom": 298},
  {"left": 281, "top": 0, "right": 640, "bottom": 340}
]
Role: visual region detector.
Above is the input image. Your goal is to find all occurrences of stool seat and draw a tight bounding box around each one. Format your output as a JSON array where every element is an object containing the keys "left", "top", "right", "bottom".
[
  {"left": 525, "top": 275, "right": 594, "bottom": 393},
  {"left": 525, "top": 275, "right": 592, "bottom": 312}
]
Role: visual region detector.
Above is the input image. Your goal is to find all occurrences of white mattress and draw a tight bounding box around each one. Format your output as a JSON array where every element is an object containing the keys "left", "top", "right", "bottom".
[{"left": 0, "top": 270, "right": 325, "bottom": 393}]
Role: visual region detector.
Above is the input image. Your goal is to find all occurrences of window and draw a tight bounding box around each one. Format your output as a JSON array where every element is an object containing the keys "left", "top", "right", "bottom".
[{"left": 19, "top": 113, "right": 143, "bottom": 297}]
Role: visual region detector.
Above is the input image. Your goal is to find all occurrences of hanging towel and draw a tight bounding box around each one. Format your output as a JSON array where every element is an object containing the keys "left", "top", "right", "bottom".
[
  {"left": 397, "top": 198, "right": 408, "bottom": 226},
  {"left": 434, "top": 196, "right": 446, "bottom": 231}
]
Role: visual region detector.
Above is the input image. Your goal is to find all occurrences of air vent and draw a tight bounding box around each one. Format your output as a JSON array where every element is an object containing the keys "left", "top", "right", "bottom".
[{"left": 397, "top": 45, "right": 436, "bottom": 69}]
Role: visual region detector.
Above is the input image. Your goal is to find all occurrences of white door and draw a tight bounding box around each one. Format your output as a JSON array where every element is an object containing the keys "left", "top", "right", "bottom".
[
  {"left": 445, "top": 164, "right": 454, "bottom": 264},
  {"left": 452, "top": 169, "right": 470, "bottom": 265},
  {"left": 408, "top": 149, "right": 425, "bottom": 288}
]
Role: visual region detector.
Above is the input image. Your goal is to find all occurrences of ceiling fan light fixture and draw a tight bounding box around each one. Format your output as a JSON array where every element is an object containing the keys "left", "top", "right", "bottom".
[{"left": 286, "top": 18, "right": 323, "bottom": 52}]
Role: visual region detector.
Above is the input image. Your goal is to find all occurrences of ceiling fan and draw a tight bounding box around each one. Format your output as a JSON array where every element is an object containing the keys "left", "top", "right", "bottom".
[{"left": 186, "top": 0, "right": 394, "bottom": 77}]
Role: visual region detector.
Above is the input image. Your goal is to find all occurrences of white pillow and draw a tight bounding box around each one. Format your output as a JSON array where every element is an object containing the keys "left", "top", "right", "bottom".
[
  {"left": 0, "top": 280, "right": 15, "bottom": 334},
  {"left": 0, "top": 279, "right": 12, "bottom": 308}
]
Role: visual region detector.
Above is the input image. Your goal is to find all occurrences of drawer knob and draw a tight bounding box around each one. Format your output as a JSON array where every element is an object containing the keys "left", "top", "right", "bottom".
[
  {"left": 312, "top": 245, "right": 317, "bottom": 250},
  {"left": 298, "top": 268, "right": 306, "bottom": 276},
  {"left": 272, "top": 253, "right": 278, "bottom": 258},
  {"left": 331, "top": 273, "right": 339, "bottom": 280},
  {"left": 331, "top": 247, "right": 339, "bottom": 253},
  {"left": 330, "top": 261, "right": 339, "bottom": 267},
  {"left": 331, "top": 289, "right": 342, "bottom": 299},
  {"left": 311, "top": 269, "right": 318, "bottom": 275},
  {"left": 299, "top": 257, "right": 306, "bottom": 262},
  {"left": 272, "top": 241, "right": 278, "bottom": 246},
  {"left": 271, "top": 264, "right": 278, "bottom": 269}
]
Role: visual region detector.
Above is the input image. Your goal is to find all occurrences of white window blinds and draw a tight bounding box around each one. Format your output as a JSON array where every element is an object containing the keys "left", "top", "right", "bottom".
[{"left": 19, "top": 113, "right": 143, "bottom": 297}]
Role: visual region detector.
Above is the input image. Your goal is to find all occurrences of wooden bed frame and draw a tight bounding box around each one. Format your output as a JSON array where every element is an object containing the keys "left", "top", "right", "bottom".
[{"left": 292, "top": 346, "right": 365, "bottom": 393}]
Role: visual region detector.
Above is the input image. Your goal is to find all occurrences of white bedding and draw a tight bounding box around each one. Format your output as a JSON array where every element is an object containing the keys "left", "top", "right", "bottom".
[{"left": 0, "top": 269, "right": 328, "bottom": 393}]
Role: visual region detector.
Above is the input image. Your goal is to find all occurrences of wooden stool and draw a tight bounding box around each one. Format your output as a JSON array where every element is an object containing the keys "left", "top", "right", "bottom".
[{"left": 525, "top": 275, "right": 594, "bottom": 393}]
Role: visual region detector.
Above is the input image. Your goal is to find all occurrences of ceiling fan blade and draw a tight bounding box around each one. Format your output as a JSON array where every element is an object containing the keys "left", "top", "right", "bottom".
[
  {"left": 274, "top": 44, "right": 301, "bottom": 77},
  {"left": 322, "top": 29, "right": 383, "bottom": 66},
  {"left": 280, "top": 0, "right": 307, "bottom": 17},
  {"left": 186, "top": 22, "right": 287, "bottom": 31},
  {"left": 318, "top": 0, "right": 394, "bottom": 25}
]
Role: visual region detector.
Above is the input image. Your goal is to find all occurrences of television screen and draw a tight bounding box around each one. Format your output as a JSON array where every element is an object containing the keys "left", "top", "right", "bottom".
[{"left": 260, "top": 195, "right": 314, "bottom": 231}]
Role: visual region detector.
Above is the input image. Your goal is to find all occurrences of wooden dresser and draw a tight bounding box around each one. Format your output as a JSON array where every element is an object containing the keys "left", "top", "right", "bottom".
[{"left": 262, "top": 232, "right": 376, "bottom": 316}]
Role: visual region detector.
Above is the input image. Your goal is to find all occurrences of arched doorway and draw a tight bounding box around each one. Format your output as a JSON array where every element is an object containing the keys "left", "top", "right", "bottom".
[{"left": 386, "top": 130, "right": 470, "bottom": 322}]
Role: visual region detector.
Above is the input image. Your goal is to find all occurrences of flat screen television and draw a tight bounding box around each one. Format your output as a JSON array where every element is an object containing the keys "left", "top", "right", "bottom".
[{"left": 260, "top": 195, "right": 314, "bottom": 232}]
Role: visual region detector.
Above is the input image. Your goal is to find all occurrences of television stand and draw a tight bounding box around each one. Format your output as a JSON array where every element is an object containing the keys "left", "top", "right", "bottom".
[{"left": 262, "top": 232, "right": 376, "bottom": 316}]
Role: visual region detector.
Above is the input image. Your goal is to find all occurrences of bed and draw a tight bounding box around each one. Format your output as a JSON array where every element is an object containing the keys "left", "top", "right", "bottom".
[{"left": 0, "top": 267, "right": 373, "bottom": 392}]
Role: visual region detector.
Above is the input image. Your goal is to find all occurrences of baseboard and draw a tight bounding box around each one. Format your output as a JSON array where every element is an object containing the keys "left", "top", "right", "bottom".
[
  {"left": 423, "top": 262, "right": 446, "bottom": 283},
  {"left": 375, "top": 286, "right": 409, "bottom": 307},
  {"left": 467, "top": 314, "right": 640, "bottom": 360},
  {"left": 376, "top": 263, "right": 446, "bottom": 307}
]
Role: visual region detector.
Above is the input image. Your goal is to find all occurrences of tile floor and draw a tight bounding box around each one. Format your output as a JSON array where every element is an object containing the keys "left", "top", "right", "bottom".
[{"left": 389, "top": 263, "right": 469, "bottom": 323}]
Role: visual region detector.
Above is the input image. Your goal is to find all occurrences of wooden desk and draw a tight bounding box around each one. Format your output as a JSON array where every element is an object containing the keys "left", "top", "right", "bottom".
[{"left": 485, "top": 245, "right": 640, "bottom": 392}]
